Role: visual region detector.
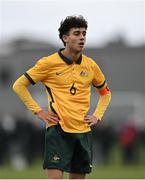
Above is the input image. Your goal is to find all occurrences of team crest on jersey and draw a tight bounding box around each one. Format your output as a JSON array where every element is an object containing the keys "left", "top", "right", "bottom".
[{"left": 80, "top": 71, "right": 89, "bottom": 77}]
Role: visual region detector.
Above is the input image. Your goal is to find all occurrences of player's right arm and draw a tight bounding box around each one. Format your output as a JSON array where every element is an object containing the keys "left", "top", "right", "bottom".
[
  {"left": 13, "top": 75, "right": 42, "bottom": 113},
  {"left": 12, "top": 58, "right": 59, "bottom": 123}
]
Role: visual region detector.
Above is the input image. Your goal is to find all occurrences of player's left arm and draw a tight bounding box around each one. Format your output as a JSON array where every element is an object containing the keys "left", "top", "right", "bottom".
[
  {"left": 93, "top": 82, "right": 111, "bottom": 119},
  {"left": 84, "top": 61, "right": 111, "bottom": 126},
  {"left": 84, "top": 83, "right": 111, "bottom": 126}
]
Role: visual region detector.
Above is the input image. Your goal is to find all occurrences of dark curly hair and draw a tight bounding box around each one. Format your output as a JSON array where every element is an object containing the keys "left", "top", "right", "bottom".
[{"left": 58, "top": 15, "right": 88, "bottom": 46}]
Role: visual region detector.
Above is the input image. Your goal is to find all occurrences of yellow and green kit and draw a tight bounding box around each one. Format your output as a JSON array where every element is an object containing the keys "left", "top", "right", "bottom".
[{"left": 13, "top": 49, "right": 111, "bottom": 133}]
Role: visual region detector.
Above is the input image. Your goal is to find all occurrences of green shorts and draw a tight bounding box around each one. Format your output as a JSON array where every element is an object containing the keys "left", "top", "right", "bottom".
[{"left": 43, "top": 124, "right": 93, "bottom": 174}]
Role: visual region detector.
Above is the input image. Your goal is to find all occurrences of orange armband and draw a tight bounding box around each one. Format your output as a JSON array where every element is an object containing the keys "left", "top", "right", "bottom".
[{"left": 98, "top": 85, "right": 110, "bottom": 96}]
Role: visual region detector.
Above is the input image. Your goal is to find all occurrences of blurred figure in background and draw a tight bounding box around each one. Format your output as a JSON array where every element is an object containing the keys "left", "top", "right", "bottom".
[
  {"left": 0, "top": 113, "right": 45, "bottom": 170},
  {"left": 92, "top": 122, "right": 115, "bottom": 165},
  {"left": 0, "top": 66, "right": 12, "bottom": 87},
  {"left": 119, "top": 117, "right": 138, "bottom": 165}
]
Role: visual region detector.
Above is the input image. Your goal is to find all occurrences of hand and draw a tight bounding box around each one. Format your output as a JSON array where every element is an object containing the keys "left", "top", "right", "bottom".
[
  {"left": 84, "top": 114, "right": 100, "bottom": 127},
  {"left": 36, "top": 110, "right": 60, "bottom": 124}
]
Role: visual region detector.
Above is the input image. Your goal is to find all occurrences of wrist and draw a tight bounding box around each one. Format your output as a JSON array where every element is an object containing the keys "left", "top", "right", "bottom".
[{"left": 34, "top": 109, "right": 43, "bottom": 115}]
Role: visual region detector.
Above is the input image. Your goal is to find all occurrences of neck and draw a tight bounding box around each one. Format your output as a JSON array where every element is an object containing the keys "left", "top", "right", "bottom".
[{"left": 62, "top": 48, "right": 81, "bottom": 62}]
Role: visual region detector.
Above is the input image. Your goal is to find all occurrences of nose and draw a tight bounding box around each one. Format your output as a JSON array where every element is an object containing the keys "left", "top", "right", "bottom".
[{"left": 80, "top": 33, "right": 85, "bottom": 40}]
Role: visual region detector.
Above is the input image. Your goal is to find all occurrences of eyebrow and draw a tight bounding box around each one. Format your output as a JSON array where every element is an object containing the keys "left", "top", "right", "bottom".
[{"left": 73, "top": 30, "right": 86, "bottom": 33}]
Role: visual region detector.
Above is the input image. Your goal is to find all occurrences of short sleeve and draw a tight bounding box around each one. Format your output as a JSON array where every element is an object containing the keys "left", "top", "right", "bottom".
[
  {"left": 92, "top": 61, "right": 106, "bottom": 88},
  {"left": 24, "top": 57, "right": 49, "bottom": 84}
]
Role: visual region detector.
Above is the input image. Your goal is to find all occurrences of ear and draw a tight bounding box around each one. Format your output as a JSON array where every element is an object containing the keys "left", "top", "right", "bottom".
[{"left": 62, "top": 35, "right": 68, "bottom": 44}]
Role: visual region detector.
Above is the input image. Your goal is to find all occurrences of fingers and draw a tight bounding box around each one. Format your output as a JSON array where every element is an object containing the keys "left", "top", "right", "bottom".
[
  {"left": 84, "top": 115, "right": 92, "bottom": 122},
  {"left": 84, "top": 119, "right": 95, "bottom": 127},
  {"left": 45, "top": 113, "right": 59, "bottom": 123},
  {"left": 84, "top": 119, "right": 92, "bottom": 123},
  {"left": 37, "top": 110, "right": 60, "bottom": 123},
  {"left": 88, "top": 122, "right": 96, "bottom": 127},
  {"left": 84, "top": 114, "right": 99, "bottom": 127},
  {"left": 84, "top": 115, "right": 93, "bottom": 126},
  {"left": 48, "top": 115, "right": 60, "bottom": 122},
  {"left": 84, "top": 115, "right": 91, "bottom": 119},
  {"left": 48, "top": 111, "right": 59, "bottom": 117}
]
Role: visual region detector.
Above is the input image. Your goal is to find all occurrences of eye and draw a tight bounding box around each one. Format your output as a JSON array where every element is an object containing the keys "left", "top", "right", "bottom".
[
  {"left": 74, "top": 32, "right": 80, "bottom": 36},
  {"left": 83, "top": 31, "right": 86, "bottom": 36}
]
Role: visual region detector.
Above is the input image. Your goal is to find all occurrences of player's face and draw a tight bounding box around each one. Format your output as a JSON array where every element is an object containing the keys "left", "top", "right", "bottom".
[{"left": 63, "top": 27, "right": 86, "bottom": 53}]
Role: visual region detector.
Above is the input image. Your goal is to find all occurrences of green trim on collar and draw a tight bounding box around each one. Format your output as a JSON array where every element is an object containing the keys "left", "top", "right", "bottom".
[{"left": 58, "top": 48, "right": 82, "bottom": 65}]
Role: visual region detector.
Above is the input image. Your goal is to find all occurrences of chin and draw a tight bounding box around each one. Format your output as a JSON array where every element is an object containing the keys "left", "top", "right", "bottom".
[
  {"left": 72, "top": 46, "right": 84, "bottom": 53},
  {"left": 76, "top": 46, "right": 84, "bottom": 52}
]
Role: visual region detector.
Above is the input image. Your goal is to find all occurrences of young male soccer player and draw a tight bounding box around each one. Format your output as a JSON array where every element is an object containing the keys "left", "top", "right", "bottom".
[{"left": 13, "top": 15, "right": 111, "bottom": 179}]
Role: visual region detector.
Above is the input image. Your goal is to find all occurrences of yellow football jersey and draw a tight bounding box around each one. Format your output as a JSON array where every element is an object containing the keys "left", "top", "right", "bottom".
[{"left": 23, "top": 49, "right": 106, "bottom": 133}]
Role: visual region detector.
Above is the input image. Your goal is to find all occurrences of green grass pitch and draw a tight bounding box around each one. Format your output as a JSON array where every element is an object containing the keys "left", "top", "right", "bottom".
[{"left": 0, "top": 160, "right": 145, "bottom": 179}]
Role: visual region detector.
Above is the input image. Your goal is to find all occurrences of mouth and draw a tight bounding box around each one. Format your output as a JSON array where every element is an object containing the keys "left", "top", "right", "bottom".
[{"left": 78, "top": 42, "right": 85, "bottom": 47}]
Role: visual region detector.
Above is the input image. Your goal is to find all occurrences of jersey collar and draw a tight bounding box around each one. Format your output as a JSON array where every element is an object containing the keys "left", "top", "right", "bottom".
[{"left": 58, "top": 48, "right": 82, "bottom": 65}]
